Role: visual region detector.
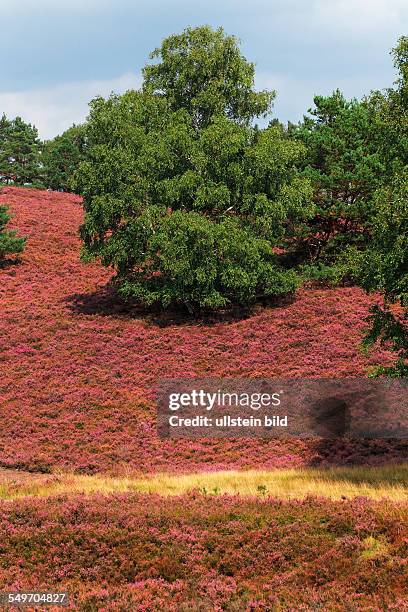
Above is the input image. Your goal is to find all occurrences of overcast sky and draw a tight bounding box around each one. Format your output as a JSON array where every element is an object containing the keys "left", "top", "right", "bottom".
[{"left": 2, "top": 0, "right": 408, "bottom": 139}]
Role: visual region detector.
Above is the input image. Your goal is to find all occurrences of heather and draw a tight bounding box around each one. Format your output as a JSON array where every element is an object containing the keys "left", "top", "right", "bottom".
[
  {"left": 0, "top": 493, "right": 407, "bottom": 610},
  {"left": 1, "top": 187, "right": 405, "bottom": 475}
]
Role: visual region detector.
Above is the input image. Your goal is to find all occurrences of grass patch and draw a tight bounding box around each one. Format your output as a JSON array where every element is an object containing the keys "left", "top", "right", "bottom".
[
  {"left": 360, "top": 536, "right": 390, "bottom": 560},
  {"left": 0, "top": 464, "right": 407, "bottom": 501}
]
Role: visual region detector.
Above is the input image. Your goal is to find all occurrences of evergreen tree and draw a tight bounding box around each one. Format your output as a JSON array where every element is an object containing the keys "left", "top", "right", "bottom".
[
  {"left": 43, "top": 124, "right": 87, "bottom": 191},
  {"left": 0, "top": 114, "right": 12, "bottom": 182},
  {"left": 0, "top": 115, "right": 42, "bottom": 185},
  {"left": 290, "top": 91, "right": 384, "bottom": 271},
  {"left": 0, "top": 205, "right": 26, "bottom": 261}
]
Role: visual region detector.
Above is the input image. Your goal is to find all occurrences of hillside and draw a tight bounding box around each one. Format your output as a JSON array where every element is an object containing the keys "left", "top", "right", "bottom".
[
  {"left": 1, "top": 187, "right": 408, "bottom": 610},
  {"left": 0, "top": 187, "right": 405, "bottom": 474}
]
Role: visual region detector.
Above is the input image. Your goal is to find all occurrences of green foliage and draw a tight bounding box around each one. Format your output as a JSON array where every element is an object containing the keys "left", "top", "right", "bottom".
[
  {"left": 363, "top": 306, "right": 408, "bottom": 377},
  {"left": 290, "top": 39, "right": 408, "bottom": 376},
  {"left": 300, "top": 250, "right": 361, "bottom": 287},
  {"left": 354, "top": 39, "right": 408, "bottom": 377},
  {"left": 290, "top": 90, "right": 383, "bottom": 265},
  {"left": 42, "top": 125, "right": 87, "bottom": 191},
  {"left": 0, "top": 115, "right": 42, "bottom": 185},
  {"left": 364, "top": 36, "right": 408, "bottom": 178},
  {"left": 142, "top": 25, "right": 275, "bottom": 129},
  {"left": 75, "top": 27, "right": 314, "bottom": 312},
  {"left": 0, "top": 205, "right": 26, "bottom": 261},
  {"left": 358, "top": 173, "right": 408, "bottom": 376},
  {"left": 115, "top": 210, "right": 299, "bottom": 311},
  {"left": 359, "top": 175, "right": 408, "bottom": 301}
]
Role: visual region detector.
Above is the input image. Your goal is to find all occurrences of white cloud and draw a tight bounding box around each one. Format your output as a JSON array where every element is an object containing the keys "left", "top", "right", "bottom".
[
  {"left": 2, "top": 0, "right": 407, "bottom": 137},
  {"left": 313, "top": 0, "right": 408, "bottom": 35},
  {"left": 255, "top": 69, "right": 393, "bottom": 124},
  {"left": 0, "top": 73, "right": 141, "bottom": 140}
]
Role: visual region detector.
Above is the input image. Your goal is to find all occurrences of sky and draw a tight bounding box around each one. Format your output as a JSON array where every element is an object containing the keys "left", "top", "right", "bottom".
[{"left": 2, "top": 0, "right": 408, "bottom": 140}]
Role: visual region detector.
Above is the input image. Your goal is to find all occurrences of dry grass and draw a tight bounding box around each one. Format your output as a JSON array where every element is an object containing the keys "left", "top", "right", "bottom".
[
  {"left": 360, "top": 536, "right": 390, "bottom": 559},
  {"left": 0, "top": 464, "right": 408, "bottom": 501}
]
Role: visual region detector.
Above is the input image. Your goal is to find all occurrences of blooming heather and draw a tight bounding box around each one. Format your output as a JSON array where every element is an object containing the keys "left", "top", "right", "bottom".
[
  {"left": 0, "top": 187, "right": 403, "bottom": 475},
  {"left": 0, "top": 493, "right": 407, "bottom": 609}
]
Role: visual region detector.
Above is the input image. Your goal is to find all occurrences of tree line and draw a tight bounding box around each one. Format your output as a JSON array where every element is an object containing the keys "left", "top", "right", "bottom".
[
  {"left": 1, "top": 26, "right": 407, "bottom": 375},
  {"left": 0, "top": 117, "right": 86, "bottom": 191}
]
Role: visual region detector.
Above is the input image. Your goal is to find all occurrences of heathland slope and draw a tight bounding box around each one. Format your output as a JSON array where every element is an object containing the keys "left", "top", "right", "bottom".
[
  {"left": 0, "top": 187, "right": 404, "bottom": 474},
  {"left": 1, "top": 188, "right": 408, "bottom": 611}
]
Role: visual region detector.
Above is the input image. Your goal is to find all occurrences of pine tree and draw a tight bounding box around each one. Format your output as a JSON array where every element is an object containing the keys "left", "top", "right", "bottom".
[
  {"left": 0, "top": 114, "right": 12, "bottom": 183},
  {"left": 0, "top": 205, "right": 26, "bottom": 261},
  {"left": 0, "top": 115, "right": 42, "bottom": 185},
  {"left": 43, "top": 124, "right": 87, "bottom": 191}
]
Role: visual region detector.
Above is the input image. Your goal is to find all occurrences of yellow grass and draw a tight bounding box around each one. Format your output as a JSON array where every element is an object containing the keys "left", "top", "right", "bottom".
[
  {"left": 360, "top": 536, "right": 390, "bottom": 559},
  {"left": 0, "top": 464, "right": 408, "bottom": 501}
]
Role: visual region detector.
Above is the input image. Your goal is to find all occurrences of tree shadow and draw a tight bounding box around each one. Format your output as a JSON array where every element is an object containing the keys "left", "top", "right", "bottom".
[
  {"left": 306, "top": 388, "right": 408, "bottom": 470},
  {"left": 0, "top": 256, "right": 24, "bottom": 270},
  {"left": 309, "top": 437, "right": 408, "bottom": 469},
  {"left": 65, "top": 284, "right": 296, "bottom": 327},
  {"left": 310, "top": 397, "right": 351, "bottom": 438},
  {"left": 65, "top": 286, "right": 140, "bottom": 318}
]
